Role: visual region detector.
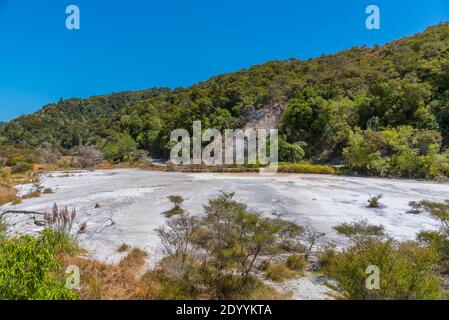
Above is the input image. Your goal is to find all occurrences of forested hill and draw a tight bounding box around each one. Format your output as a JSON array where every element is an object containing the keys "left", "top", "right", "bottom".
[{"left": 2, "top": 22, "right": 449, "bottom": 178}]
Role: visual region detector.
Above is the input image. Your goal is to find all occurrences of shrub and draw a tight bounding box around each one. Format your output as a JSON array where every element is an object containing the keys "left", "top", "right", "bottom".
[
  {"left": 163, "top": 195, "right": 185, "bottom": 217},
  {"left": 319, "top": 239, "right": 443, "bottom": 300},
  {"left": 117, "top": 243, "right": 131, "bottom": 253},
  {"left": 277, "top": 163, "right": 336, "bottom": 175},
  {"left": 265, "top": 263, "right": 295, "bottom": 282},
  {"left": 0, "top": 231, "right": 78, "bottom": 300},
  {"left": 102, "top": 134, "right": 137, "bottom": 163},
  {"left": 286, "top": 255, "right": 307, "bottom": 273},
  {"left": 411, "top": 200, "right": 449, "bottom": 274},
  {"left": 43, "top": 188, "right": 54, "bottom": 194},
  {"left": 343, "top": 127, "right": 449, "bottom": 179},
  {"left": 76, "top": 145, "right": 103, "bottom": 169},
  {"left": 39, "top": 229, "right": 80, "bottom": 256},
  {"left": 11, "top": 161, "right": 32, "bottom": 173},
  {"left": 156, "top": 192, "right": 304, "bottom": 299},
  {"left": 119, "top": 248, "right": 148, "bottom": 268},
  {"left": 368, "top": 194, "right": 383, "bottom": 208},
  {"left": 334, "top": 220, "right": 385, "bottom": 244},
  {"left": 42, "top": 204, "right": 83, "bottom": 255}
]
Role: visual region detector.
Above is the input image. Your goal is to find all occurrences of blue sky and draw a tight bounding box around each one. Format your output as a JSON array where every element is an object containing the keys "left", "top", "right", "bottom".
[{"left": 0, "top": 0, "right": 448, "bottom": 121}]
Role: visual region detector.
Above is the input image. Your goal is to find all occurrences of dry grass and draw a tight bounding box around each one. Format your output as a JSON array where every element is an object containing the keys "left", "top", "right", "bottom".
[
  {"left": 58, "top": 248, "right": 153, "bottom": 300},
  {"left": 0, "top": 168, "right": 43, "bottom": 205},
  {"left": 264, "top": 257, "right": 307, "bottom": 283},
  {"left": 117, "top": 243, "right": 131, "bottom": 253},
  {"left": 43, "top": 188, "right": 54, "bottom": 194},
  {"left": 0, "top": 187, "right": 21, "bottom": 206},
  {"left": 21, "top": 190, "right": 41, "bottom": 199},
  {"left": 119, "top": 248, "right": 148, "bottom": 268}
]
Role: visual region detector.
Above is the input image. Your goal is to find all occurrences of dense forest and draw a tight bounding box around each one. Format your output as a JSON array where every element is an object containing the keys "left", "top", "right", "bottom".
[{"left": 2, "top": 23, "right": 449, "bottom": 178}]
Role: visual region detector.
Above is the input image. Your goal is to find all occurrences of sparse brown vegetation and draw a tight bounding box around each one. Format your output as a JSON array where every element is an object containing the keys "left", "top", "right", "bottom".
[
  {"left": 21, "top": 190, "right": 41, "bottom": 199},
  {"left": 163, "top": 195, "right": 185, "bottom": 217},
  {"left": 265, "top": 262, "right": 295, "bottom": 282},
  {"left": 368, "top": 194, "right": 383, "bottom": 208},
  {"left": 43, "top": 188, "right": 53, "bottom": 194},
  {"left": 0, "top": 187, "right": 20, "bottom": 206},
  {"left": 286, "top": 255, "right": 307, "bottom": 272},
  {"left": 117, "top": 243, "right": 131, "bottom": 253}
]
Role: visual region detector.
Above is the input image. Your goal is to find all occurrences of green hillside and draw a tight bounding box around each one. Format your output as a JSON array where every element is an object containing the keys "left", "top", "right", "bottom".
[{"left": 2, "top": 22, "right": 449, "bottom": 178}]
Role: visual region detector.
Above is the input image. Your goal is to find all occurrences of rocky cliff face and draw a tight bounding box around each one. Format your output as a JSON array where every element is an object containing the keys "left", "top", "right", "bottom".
[{"left": 244, "top": 103, "right": 286, "bottom": 130}]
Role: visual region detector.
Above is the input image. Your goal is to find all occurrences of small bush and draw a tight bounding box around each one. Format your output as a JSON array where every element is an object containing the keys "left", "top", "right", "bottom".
[
  {"left": 11, "top": 162, "right": 33, "bottom": 174},
  {"left": 368, "top": 194, "right": 383, "bottom": 208},
  {"left": 43, "top": 188, "right": 54, "bottom": 194},
  {"left": 95, "top": 203, "right": 101, "bottom": 209},
  {"left": 334, "top": 220, "right": 385, "bottom": 243},
  {"left": 119, "top": 248, "right": 148, "bottom": 268},
  {"left": 39, "top": 229, "right": 80, "bottom": 256},
  {"left": 0, "top": 219, "right": 6, "bottom": 242},
  {"left": 319, "top": 239, "right": 443, "bottom": 300},
  {"left": 0, "top": 231, "right": 78, "bottom": 300},
  {"left": 265, "top": 263, "right": 295, "bottom": 282},
  {"left": 117, "top": 244, "right": 131, "bottom": 253},
  {"left": 258, "top": 259, "right": 271, "bottom": 272},
  {"left": 21, "top": 190, "right": 41, "bottom": 199},
  {"left": 163, "top": 195, "right": 185, "bottom": 217},
  {"left": 277, "top": 163, "right": 336, "bottom": 175},
  {"left": 286, "top": 255, "right": 307, "bottom": 273}
]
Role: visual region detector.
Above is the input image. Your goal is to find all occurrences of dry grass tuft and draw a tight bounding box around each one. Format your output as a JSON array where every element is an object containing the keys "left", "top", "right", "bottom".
[
  {"left": 58, "top": 248, "right": 152, "bottom": 300},
  {"left": 21, "top": 190, "right": 41, "bottom": 199},
  {"left": 43, "top": 188, "right": 54, "bottom": 194},
  {"left": 119, "top": 248, "right": 148, "bottom": 269},
  {"left": 117, "top": 243, "right": 131, "bottom": 253},
  {"left": 0, "top": 187, "right": 21, "bottom": 206}
]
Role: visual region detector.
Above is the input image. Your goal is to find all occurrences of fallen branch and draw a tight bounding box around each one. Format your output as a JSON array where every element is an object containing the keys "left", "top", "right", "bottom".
[{"left": 0, "top": 210, "right": 46, "bottom": 220}]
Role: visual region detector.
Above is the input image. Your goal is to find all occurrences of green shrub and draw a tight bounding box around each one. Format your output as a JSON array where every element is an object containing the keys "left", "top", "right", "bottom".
[
  {"left": 286, "top": 255, "right": 307, "bottom": 272},
  {"left": 334, "top": 220, "right": 385, "bottom": 243},
  {"left": 277, "top": 163, "right": 336, "bottom": 174},
  {"left": 412, "top": 200, "right": 449, "bottom": 274},
  {"left": 102, "top": 134, "right": 137, "bottom": 163},
  {"left": 0, "top": 231, "right": 78, "bottom": 300},
  {"left": 343, "top": 127, "right": 449, "bottom": 179},
  {"left": 319, "top": 239, "right": 443, "bottom": 300},
  {"left": 39, "top": 229, "right": 80, "bottom": 256}
]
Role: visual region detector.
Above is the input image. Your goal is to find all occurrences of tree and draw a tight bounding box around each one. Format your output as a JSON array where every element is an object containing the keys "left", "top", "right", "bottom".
[
  {"left": 156, "top": 192, "right": 306, "bottom": 298},
  {"left": 102, "top": 134, "right": 137, "bottom": 163},
  {"left": 280, "top": 139, "right": 307, "bottom": 163}
]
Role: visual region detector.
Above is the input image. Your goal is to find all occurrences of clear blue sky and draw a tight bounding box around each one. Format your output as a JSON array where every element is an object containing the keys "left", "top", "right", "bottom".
[{"left": 0, "top": 0, "right": 448, "bottom": 121}]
